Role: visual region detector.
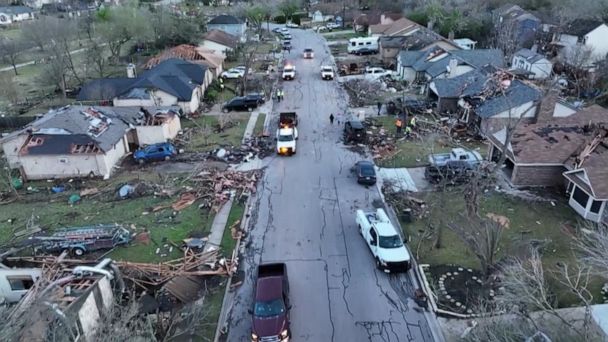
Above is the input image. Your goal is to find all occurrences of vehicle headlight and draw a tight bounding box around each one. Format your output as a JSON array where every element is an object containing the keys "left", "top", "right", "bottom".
[
  {"left": 280, "top": 147, "right": 287, "bottom": 153},
  {"left": 251, "top": 333, "right": 259, "bottom": 341},
  {"left": 379, "top": 259, "right": 388, "bottom": 266},
  {"left": 281, "top": 329, "right": 289, "bottom": 338}
]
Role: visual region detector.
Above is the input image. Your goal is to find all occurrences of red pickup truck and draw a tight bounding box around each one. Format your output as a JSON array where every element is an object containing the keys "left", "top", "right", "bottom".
[{"left": 250, "top": 263, "right": 291, "bottom": 342}]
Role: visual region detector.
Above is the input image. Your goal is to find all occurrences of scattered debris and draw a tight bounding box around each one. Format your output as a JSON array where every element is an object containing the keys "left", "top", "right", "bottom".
[
  {"left": 486, "top": 213, "right": 511, "bottom": 229},
  {"left": 118, "top": 184, "right": 135, "bottom": 198},
  {"left": 172, "top": 192, "right": 197, "bottom": 211}
]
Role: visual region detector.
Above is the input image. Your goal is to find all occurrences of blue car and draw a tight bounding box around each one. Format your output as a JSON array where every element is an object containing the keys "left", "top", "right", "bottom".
[{"left": 134, "top": 143, "right": 177, "bottom": 164}]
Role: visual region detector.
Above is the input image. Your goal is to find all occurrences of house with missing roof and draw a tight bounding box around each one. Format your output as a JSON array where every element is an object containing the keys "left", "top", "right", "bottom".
[
  {"left": 0, "top": 106, "right": 181, "bottom": 180},
  {"left": 353, "top": 12, "right": 401, "bottom": 32},
  {"left": 144, "top": 44, "right": 225, "bottom": 78},
  {"left": 368, "top": 17, "right": 420, "bottom": 37},
  {"left": 396, "top": 47, "right": 504, "bottom": 89},
  {"left": 551, "top": 20, "right": 608, "bottom": 67},
  {"left": 201, "top": 29, "right": 238, "bottom": 57},
  {"left": 207, "top": 14, "right": 246, "bottom": 42},
  {"left": 77, "top": 59, "right": 211, "bottom": 114},
  {"left": 487, "top": 101, "right": 608, "bottom": 222},
  {"left": 511, "top": 47, "right": 553, "bottom": 79},
  {"left": 378, "top": 28, "right": 459, "bottom": 68},
  {"left": 430, "top": 68, "right": 541, "bottom": 133},
  {"left": 0, "top": 6, "right": 35, "bottom": 25}
]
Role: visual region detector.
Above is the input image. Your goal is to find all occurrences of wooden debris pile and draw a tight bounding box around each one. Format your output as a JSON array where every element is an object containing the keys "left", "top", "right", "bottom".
[
  {"left": 342, "top": 79, "right": 385, "bottom": 107},
  {"left": 363, "top": 118, "right": 398, "bottom": 160},
  {"left": 190, "top": 169, "right": 263, "bottom": 212},
  {"left": 383, "top": 188, "right": 428, "bottom": 220}
]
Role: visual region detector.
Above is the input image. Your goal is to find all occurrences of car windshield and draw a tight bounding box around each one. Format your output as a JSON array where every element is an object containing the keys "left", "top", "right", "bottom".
[
  {"left": 305, "top": 49, "right": 313, "bottom": 52},
  {"left": 379, "top": 235, "right": 403, "bottom": 248},
  {"left": 278, "top": 134, "right": 294, "bottom": 141},
  {"left": 254, "top": 298, "right": 285, "bottom": 317},
  {"left": 359, "top": 165, "right": 375, "bottom": 176},
  {"left": 322, "top": 67, "right": 332, "bottom": 72}
]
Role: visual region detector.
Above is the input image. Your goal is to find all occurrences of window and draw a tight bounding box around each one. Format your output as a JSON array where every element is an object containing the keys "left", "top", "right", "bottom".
[
  {"left": 572, "top": 187, "right": 589, "bottom": 207},
  {"left": 590, "top": 200, "right": 603, "bottom": 214},
  {"left": 365, "top": 42, "right": 371, "bottom": 45},
  {"left": 351, "top": 42, "right": 356, "bottom": 47},
  {"left": 7, "top": 276, "right": 35, "bottom": 291},
  {"left": 369, "top": 228, "right": 378, "bottom": 245}
]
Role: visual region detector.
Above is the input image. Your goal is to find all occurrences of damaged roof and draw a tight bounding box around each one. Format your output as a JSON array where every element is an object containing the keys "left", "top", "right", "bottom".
[
  {"left": 380, "top": 27, "right": 449, "bottom": 50},
  {"left": 491, "top": 105, "right": 608, "bottom": 166},
  {"left": 431, "top": 70, "right": 488, "bottom": 98},
  {"left": 208, "top": 14, "right": 243, "bottom": 25},
  {"left": 78, "top": 59, "right": 207, "bottom": 102},
  {"left": 474, "top": 80, "right": 541, "bottom": 118},
  {"left": 145, "top": 44, "right": 225, "bottom": 69},
  {"left": 203, "top": 29, "right": 238, "bottom": 49},
  {"left": 369, "top": 17, "right": 419, "bottom": 36},
  {"left": 399, "top": 48, "right": 504, "bottom": 77}
]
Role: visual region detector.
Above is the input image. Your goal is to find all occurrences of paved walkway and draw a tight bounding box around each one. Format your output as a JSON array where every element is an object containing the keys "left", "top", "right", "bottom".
[{"left": 204, "top": 193, "right": 234, "bottom": 252}]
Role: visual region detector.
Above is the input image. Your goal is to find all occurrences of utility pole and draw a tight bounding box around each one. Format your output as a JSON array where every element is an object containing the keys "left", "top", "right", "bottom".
[{"left": 342, "top": 0, "right": 346, "bottom": 29}]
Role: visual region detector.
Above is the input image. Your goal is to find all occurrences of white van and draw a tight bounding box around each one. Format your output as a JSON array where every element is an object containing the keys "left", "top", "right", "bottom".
[{"left": 347, "top": 37, "right": 379, "bottom": 54}]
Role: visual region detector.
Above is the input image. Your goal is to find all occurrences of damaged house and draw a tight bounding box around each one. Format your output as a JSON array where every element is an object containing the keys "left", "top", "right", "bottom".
[
  {"left": 201, "top": 29, "right": 238, "bottom": 57},
  {"left": 550, "top": 19, "right": 608, "bottom": 67},
  {"left": 430, "top": 68, "right": 541, "bottom": 133},
  {"left": 396, "top": 47, "right": 504, "bottom": 89},
  {"left": 77, "top": 59, "right": 211, "bottom": 114},
  {"left": 145, "top": 44, "right": 226, "bottom": 78},
  {"left": 511, "top": 47, "right": 553, "bottom": 79},
  {"left": 488, "top": 102, "right": 608, "bottom": 222},
  {"left": 0, "top": 106, "right": 181, "bottom": 180},
  {"left": 378, "top": 28, "right": 459, "bottom": 68}
]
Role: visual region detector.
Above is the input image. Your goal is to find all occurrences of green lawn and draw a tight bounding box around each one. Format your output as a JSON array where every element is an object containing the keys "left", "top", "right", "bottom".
[
  {"left": 370, "top": 116, "right": 488, "bottom": 168},
  {"left": 0, "top": 171, "right": 215, "bottom": 263},
  {"left": 220, "top": 199, "right": 245, "bottom": 254},
  {"left": 398, "top": 189, "right": 603, "bottom": 306},
  {"left": 253, "top": 113, "right": 267, "bottom": 137},
  {"left": 182, "top": 113, "right": 250, "bottom": 151},
  {"left": 201, "top": 283, "right": 227, "bottom": 341}
]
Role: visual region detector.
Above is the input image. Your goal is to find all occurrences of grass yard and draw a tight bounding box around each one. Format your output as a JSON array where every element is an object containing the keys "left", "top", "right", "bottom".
[
  {"left": 0, "top": 171, "right": 215, "bottom": 263},
  {"left": 182, "top": 113, "right": 250, "bottom": 151},
  {"left": 370, "top": 116, "right": 488, "bottom": 168},
  {"left": 253, "top": 113, "right": 267, "bottom": 136},
  {"left": 401, "top": 188, "right": 603, "bottom": 306},
  {"left": 201, "top": 282, "right": 227, "bottom": 341},
  {"left": 220, "top": 198, "right": 245, "bottom": 253}
]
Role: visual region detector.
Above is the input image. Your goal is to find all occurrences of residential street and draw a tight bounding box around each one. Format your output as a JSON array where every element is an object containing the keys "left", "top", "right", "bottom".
[{"left": 225, "top": 28, "right": 443, "bottom": 341}]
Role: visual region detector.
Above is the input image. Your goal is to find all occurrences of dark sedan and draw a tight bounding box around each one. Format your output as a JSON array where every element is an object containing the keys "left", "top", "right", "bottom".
[
  {"left": 245, "top": 93, "right": 266, "bottom": 104},
  {"left": 352, "top": 161, "right": 377, "bottom": 185},
  {"left": 222, "top": 96, "right": 261, "bottom": 112}
]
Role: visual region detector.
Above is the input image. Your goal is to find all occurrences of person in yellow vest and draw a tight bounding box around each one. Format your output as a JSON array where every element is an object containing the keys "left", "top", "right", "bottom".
[
  {"left": 409, "top": 115, "right": 417, "bottom": 128},
  {"left": 219, "top": 77, "right": 224, "bottom": 91}
]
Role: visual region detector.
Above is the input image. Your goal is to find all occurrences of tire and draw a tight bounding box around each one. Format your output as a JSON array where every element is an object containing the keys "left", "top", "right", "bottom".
[
  {"left": 164, "top": 156, "right": 171, "bottom": 161},
  {"left": 223, "top": 108, "right": 229, "bottom": 113},
  {"left": 358, "top": 225, "right": 363, "bottom": 236},
  {"left": 73, "top": 247, "right": 85, "bottom": 257},
  {"left": 138, "top": 159, "right": 145, "bottom": 165},
  {"left": 375, "top": 258, "right": 381, "bottom": 269},
  {"left": 248, "top": 107, "right": 253, "bottom": 112}
]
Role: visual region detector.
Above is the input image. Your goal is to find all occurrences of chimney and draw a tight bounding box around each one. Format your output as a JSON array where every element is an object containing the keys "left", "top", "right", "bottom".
[
  {"left": 448, "top": 31, "right": 455, "bottom": 40},
  {"left": 127, "top": 63, "right": 137, "bottom": 78},
  {"left": 448, "top": 58, "right": 458, "bottom": 77},
  {"left": 535, "top": 87, "right": 560, "bottom": 123}
]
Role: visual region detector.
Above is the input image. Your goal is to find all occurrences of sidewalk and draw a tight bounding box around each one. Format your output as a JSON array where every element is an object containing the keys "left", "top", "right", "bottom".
[{"left": 204, "top": 192, "right": 234, "bottom": 252}]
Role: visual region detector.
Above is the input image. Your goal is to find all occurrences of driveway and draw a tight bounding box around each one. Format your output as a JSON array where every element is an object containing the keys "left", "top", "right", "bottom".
[{"left": 224, "top": 27, "right": 443, "bottom": 342}]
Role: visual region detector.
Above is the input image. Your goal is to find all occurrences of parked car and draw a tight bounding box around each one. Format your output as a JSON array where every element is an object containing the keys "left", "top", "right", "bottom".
[
  {"left": 250, "top": 263, "right": 291, "bottom": 341},
  {"left": 321, "top": 65, "right": 335, "bottom": 80},
  {"left": 134, "top": 142, "right": 177, "bottom": 164},
  {"left": 425, "top": 160, "right": 474, "bottom": 185},
  {"left": 245, "top": 92, "right": 266, "bottom": 104},
  {"left": 352, "top": 161, "right": 377, "bottom": 185},
  {"left": 282, "top": 34, "right": 292, "bottom": 40},
  {"left": 221, "top": 68, "right": 245, "bottom": 79},
  {"left": 364, "top": 67, "right": 394, "bottom": 80},
  {"left": 428, "top": 148, "right": 482, "bottom": 168},
  {"left": 282, "top": 41, "right": 292, "bottom": 51},
  {"left": 303, "top": 48, "right": 314, "bottom": 59},
  {"left": 343, "top": 120, "right": 366, "bottom": 143},
  {"left": 326, "top": 22, "right": 341, "bottom": 29},
  {"left": 286, "top": 22, "right": 299, "bottom": 28},
  {"left": 272, "top": 27, "right": 282, "bottom": 33},
  {"left": 222, "top": 96, "right": 261, "bottom": 112}
]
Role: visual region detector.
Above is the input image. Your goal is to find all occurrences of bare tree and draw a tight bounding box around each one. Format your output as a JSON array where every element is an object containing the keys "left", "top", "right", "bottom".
[
  {"left": 0, "top": 72, "right": 19, "bottom": 105},
  {"left": 20, "top": 16, "right": 53, "bottom": 52},
  {"left": 85, "top": 41, "right": 109, "bottom": 78},
  {"left": 448, "top": 217, "right": 505, "bottom": 279},
  {"left": 97, "top": 6, "right": 152, "bottom": 62},
  {"left": 490, "top": 18, "right": 519, "bottom": 60},
  {"left": 92, "top": 296, "right": 156, "bottom": 342},
  {"left": 575, "top": 223, "right": 608, "bottom": 280},
  {"left": 559, "top": 45, "right": 595, "bottom": 98},
  {"left": 0, "top": 37, "right": 25, "bottom": 75}
]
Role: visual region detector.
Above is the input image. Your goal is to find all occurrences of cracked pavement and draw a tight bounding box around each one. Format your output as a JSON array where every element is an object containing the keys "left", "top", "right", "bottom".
[{"left": 225, "top": 27, "right": 443, "bottom": 342}]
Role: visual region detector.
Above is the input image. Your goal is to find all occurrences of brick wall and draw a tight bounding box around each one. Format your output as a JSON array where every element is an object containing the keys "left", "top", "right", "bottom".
[{"left": 512, "top": 164, "right": 567, "bottom": 187}]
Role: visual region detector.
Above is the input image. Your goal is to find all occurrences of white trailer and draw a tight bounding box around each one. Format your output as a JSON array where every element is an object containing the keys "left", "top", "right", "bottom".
[{"left": 347, "top": 37, "right": 379, "bottom": 54}]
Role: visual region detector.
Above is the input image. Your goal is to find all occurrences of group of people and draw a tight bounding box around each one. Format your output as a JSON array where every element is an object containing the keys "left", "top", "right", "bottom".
[
  {"left": 395, "top": 115, "right": 416, "bottom": 136},
  {"left": 275, "top": 88, "right": 285, "bottom": 102}
]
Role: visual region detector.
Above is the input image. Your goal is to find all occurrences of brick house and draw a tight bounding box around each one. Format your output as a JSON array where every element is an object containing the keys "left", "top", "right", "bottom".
[{"left": 487, "top": 103, "right": 608, "bottom": 222}]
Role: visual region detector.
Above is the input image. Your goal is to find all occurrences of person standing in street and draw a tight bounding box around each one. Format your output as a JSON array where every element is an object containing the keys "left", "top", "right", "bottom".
[
  {"left": 276, "top": 88, "right": 281, "bottom": 103},
  {"left": 280, "top": 89, "right": 284, "bottom": 102},
  {"left": 329, "top": 113, "right": 335, "bottom": 124},
  {"left": 377, "top": 101, "right": 382, "bottom": 115}
]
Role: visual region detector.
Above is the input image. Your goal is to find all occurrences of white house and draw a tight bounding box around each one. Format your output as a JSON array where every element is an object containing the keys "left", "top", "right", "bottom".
[
  {"left": 553, "top": 21, "right": 608, "bottom": 66},
  {"left": 0, "top": 6, "right": 34, "bottom": 25},
  {"left": 511, "top": 48, "right": 553, "bottom": 79},
  {"left": 201, "top": 29, "right": 238, "bottom": 57},
  {"left": 207, "top": 14, "right": 246, "bottom": 42},
  {"left": 77, "top": 59, "right": 211, "bottom": 114}
]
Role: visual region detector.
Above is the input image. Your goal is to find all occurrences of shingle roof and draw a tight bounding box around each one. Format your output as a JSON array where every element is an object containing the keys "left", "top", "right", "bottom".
[
  {"left": 145, "top": 44, "right": 225, "bottom": 69},
  {"left": 203, "top": 29, "right": 238, "bottom": 49},
  {"left": 514, "top": 48, "right": 547, "bottom": 64},
  {"left": 431, "top": 70, "right": 488, "bottom": 98},
  {"left": 564, "top": 18, "right": 603, "bottom": 37},
  {"left": 208, "top": 14, "right": 243, "bottom": 25},
  {"left": 491, "top": 105, "right": 608, "bottom": 166},
  {"left": 400, "top": 48, "right": 504, "bottom": 78},
  {"left": 78, "top": 59, "right": 207, "bottom": 102},
  {"left": 77, "top": 78, "right": 136, "bottom": 101},
  {"left": 0, "top": 6, "right": 34, "bottom": 14},
  {"left": 474, "top": 80, "right": 541, "bottom": 118},
  {"left": 369, "top": 17, "right": 419, "bottom": 36},
  {"left": 27, "top": 106, "right": 129, "bottom": 153}
]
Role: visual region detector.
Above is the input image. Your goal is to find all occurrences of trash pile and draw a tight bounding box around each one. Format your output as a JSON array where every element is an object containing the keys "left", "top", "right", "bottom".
[
  {"left": 342, "top": 79, "right": 386, "bottom": 107},
  {"left": 208, "top": 137, "right": 273, "bottom": 164},
  {"left": 363, "top": 118, "right": 399, "bottom": 160},
  {"left": 189, "top": 169, "right": 262, "bottom": 212},
  {"left": 383, "top": 188, "right": 428, "bottom": 221}
]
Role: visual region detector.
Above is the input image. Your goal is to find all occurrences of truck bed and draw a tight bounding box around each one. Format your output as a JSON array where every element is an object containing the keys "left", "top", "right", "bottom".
[{"left": 258, "top": 263, "right": 286, "bottom": 278}]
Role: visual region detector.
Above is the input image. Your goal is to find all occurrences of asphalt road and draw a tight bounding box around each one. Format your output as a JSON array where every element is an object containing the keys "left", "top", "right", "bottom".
[{"left": 225, "top": 28, "right": 443, "bottom": 342}]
